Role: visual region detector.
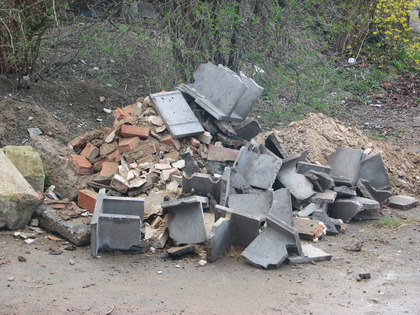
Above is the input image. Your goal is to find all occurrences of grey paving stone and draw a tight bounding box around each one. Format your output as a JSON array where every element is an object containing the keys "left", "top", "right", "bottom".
[{"left": 388, "top": 195, "right": 419, "bottom": 210}]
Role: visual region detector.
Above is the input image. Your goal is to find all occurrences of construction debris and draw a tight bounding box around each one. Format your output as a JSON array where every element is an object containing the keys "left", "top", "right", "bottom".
[{"left": 1, "top": 62, "right": 418, "bottom": 270}]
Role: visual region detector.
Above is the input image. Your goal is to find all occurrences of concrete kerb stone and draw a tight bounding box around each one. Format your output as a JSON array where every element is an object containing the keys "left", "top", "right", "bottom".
[
  {"left": 228, "top": 190, "right": 274, "bottom": 221},
  {"left": 304, "top": 170, "right": 335, "bottom": 192},
  {"left": 297, "top": 162, "right": 331, "bottom": 175},
  {"left": 287, "top": 244, "right": 332, "bottom": 264},
  {"left": 233, "top": 118, "right": 261, "bottom": 141},
  {"left": 177, "top": 62, "right": 248, "bottom": 121},
  {"left": 214, "top": 205, "right": 262, "bottom": 248},
  {"left": 233, "top": 146, "right": 282, "bottom": 190},
  {"left": 182, "top": 173, "right": 224, "bottom": 204},
  {"left": 388, "top": 195, "right": 419, "bottom": 210},
  {"left": 359, "top": 154, "right": 391, "bottom": 190},
  {"left": 329, "top": 199, "right": 364, "bottom": 223},
  {"left": 265, "top": 133, "right": 288, "bottom": 159},
  {"left": 91, "top": 189, "right": 144, "bottom": 257},
  {"left": 269, "top": 188, "right": 294, "bottom": 226},
  {"left": 334, "top": 186, "right": 358, "bottom": 198},
  {"left": 311, "top": 209, "right": 342, "bottom": 235},
  {"left": 357, "top": 179, "right": 392, "bottom": 203},
  {"left": 309, "top": 190, "right": 337, "bottom": 204},
  {"left": 328, "top": 147, "right": 363, "bottom": 186},
  {"left": 277, "top": 156, "right": 315, "bottom": 201},
  {"left": 206, "top": 217, "right": 232, "bottom": 262},
  {"left": 162, "top": 196, "right": 207, "bottom": 245},
  {"left": 149, "top": 90, "right": 204, "bottom": 138},
  {"left": 241, "top": 215, "right": 302, "bottom": 269},
  {"left": 350, "top": 196, "right": 380, "bottom": 210}
]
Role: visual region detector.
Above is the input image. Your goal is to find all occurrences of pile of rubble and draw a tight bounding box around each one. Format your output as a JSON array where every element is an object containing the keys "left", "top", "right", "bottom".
[{"left": 1, "top": 62, "right": 418, "bottom": 269}]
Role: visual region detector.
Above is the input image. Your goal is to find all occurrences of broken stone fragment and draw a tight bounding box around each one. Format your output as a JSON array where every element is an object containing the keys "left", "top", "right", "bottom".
[
  {"left": 110, "top": 174, "right": 129, "bottom": 193},
  {"left": 293, "top": 217, "right": 326, "bottom": 241},
  {"left": 287, "top": 244, "right": 332, "bottom": 264},
  {"left": 388, "top": 195, "right": 419, "bottom": 210}
]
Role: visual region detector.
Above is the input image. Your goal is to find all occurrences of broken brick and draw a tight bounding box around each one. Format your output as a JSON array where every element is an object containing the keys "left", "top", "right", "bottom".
[
  {"left": 69, "top": 155, "right": 92, "bottom": 175},
  {"left": 121, "top": 124, "right": 150, "bottom": 139},
  {"left": 80, "top": 142, "right": 99, "bottom": 161},
  {"left": 160, "top": 135, "right": 181, "bottom": 150},
  {"left": 99, "top": 161, "right": 119, "bottom": 177},
  {"left": 189, "top": 137, "right": 200, "bottom": 148},
  {"left": 207, "top": 145, "right": 238, "bottom": 162},
  {"left": 118, "top": 137, "right": 141, "bottom": 153},
  {"left": 77, "top": 189, "right": 98, "bottom": 213}
]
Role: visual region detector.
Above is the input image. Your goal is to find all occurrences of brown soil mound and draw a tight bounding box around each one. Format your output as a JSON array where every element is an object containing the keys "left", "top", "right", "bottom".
[{"left": 269, "top": 113, "right": 419, "bottom": 196}]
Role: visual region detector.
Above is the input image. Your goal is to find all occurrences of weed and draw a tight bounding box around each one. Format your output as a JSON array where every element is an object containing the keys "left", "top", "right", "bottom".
[{"left": 378, "top": 217, "right": 402, "bottom": 227}]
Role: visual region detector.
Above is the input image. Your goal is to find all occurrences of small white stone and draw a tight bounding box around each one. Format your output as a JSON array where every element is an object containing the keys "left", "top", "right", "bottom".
[
  {"left": 69, "top": 260, "right": 75, "bottom": 265},
  {"left": 157, "top": 270, "right": 163, "bottom": 274},
  {"left": 8, "top": 277, "right": 15, "bottom": 281},
  {"left": 103, "top": 108, "right": 112, "bottom": 114},
  {"left": 198, "top": 260, "right": 207, "bottom": 267},
  {"left": 24, "top": 239, "right": 35, "bottom": 245},
  {"left": 28, "top": 116, "right": 33, "bottom": 121}
]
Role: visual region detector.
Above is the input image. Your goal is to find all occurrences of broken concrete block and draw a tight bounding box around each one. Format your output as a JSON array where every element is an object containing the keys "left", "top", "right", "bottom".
[
  {"left": 264, "top": 133, "right": 288, "bottom": 159},
  {"left": 30, "top": 135, "right": 89, "bottom": 200},
  {"left": 329, "top": 199, "right": 364, "bottom": 223},
  {"left": 304, "top": 170, "right": 335, "bottom": 192},
  {"left": 91, "top": 189, "right": 144, "bottom": 257},
  {"left": 207, "top": 145, "right": 238, "bottom": 162},
  {"left": 293, "top": 217, "right": 326, "bottom": 241},
  {"left": 35, "top": 205, "right": 90, "bottom": 246},
  {"left": 334, "top": 186, "right": 357, "bottom": 198},
  {"left": 206, "top": 217, "right": 232, "bottom": 262},
  {"left": 357, "top": 179, "right": 392, "bottom": 203},
  {"left": 233, "top": 117, "right": 261, "bottom": 141},
  {"left": 230, "top": 168, "right": 252, "bottom": 193},
  {"left": 233, "top": 146, "right": 282, "bottom": 190},
  {"left": 182, "top": 172, "right": 228, "bottom": 205},
  {"left": 2, "top": 145, "right": 45, "bottom": 192},
  {"left": 309, "top": 190, "right": 337, "bottom": 204},
  {"left": 150, "top": 90, "right": 204, "bottom": 138},
  {"left": 359, "top": 154, "right": 391, "bottom": 190},
  {"left": 0, "top": 150, "right": 39, "bottom": 230},
  {"left": 328, "top": 148, "right": 363, "bottom": 186},
  {"left": 388, "top": 195, "right": 419, "bottom": 210},
  {"left": 230, "top": 72, "right": 264, "bottom": 121},
  {"left": 215, "top": 205, "right": 262, "bottom": 248},
  {"left": 311, "top": 209, "right": 342, "bottom": 235},
  {"left": 241, "top": 215, "right": 301, "bottom": 269},
  {"left": 277, "top": 157, "right": 315, "bottom": 200},
  {"left": 350, "top": 196, "right": 380, "bottom": 210},
  {"left": 287, "top": 244, "right": 332, "bottom": 264},
  {"left": 297, "top": 162, "right": 331, "bottom": 175},
  {"left": 162, "top": 197, "right": 207, "bottom": 245},
  {"left": 228, "top": 190, "right": 273, "bottom": 220},
  {"left": 298, "top": 203, "right": 321, "bottom": 218},
  {"left": 269, "top": 188, "right": 294, "bottom": 226},
  {"left": 177, "top": 62, "right": 248, "bottom": 121}
]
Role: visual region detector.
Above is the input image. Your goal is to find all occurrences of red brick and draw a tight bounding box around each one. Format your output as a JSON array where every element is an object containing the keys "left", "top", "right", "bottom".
[
  {"left": 113, "top": 107, "right": 130, "bottom": 120},
  {"left": 164, "top": 151, "right": 179, "bottom": 161},
  {"left": 99, "top": 161, "right": 119, "bottom": 177},
  {"left": 136, "top": 155, "right": 156, "bottom": 165},
  {"left": 52, "top": 204, "right": 66, "bottom": 210},
  {"left": 121, "top": 124, "right": 150, "bottom": 139},
  {"left": 69, "top": 155, "right": 92, "bottom": 175},
  {"left": 160, "top": 135, "right": 180, "bottom": 150},
  {"left": 154, "top": 163, "right": 171, "bottom": 170},
  {"left": 67, "top": 133, "right": 87, "bottom": 149},
  {"left": 80, "top": 142, "right": 99, "bottom": 160},
  {"left": 106, "top": 149, "right": 121, "bottom": 163},
  {"left": 118, "top": 137, "right": 141, "bottom": 153},
  {"left": 35, "top": 190, "right": 44, "bottom": 201},
  {"left": 77, "top": 189, "right": 98, "bottom": 213},
  {"left": 123, "top": 104, "right": 133, "bottom": 115}
]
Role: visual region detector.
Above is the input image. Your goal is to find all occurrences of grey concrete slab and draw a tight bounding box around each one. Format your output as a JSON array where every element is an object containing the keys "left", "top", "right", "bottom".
[
  {"left": 311, "top": 209, "right": 341, "bottom": 235},
  {"left": 149, "top": 90, "right": 204, "bottom": 138},
  {"left": 350, "top": 196, "right": 380, "bottom": 210},
  {"left": 233, "top": 146, "right": 282, "bottom": 190},
  {"left": 162, "top": 197, "right": 207, "bottom": 245},
  {"left": 329, "top": 199, "right": 364, "bottom": 223},
  {"left": 356, "top": 179, "right": 391, "bottom": 203},
  {"left": 35, "top": 205, "right": 90, "bottom": 246},
  {"left": 241, "top": 215, "right": 301, "bottom": 269},
  {"left": 388, "top": 195, "right": 419, "bottom": 210},
  {"left": 228, "top": 190, "right": 273, "bottom": 220},
  {"left": 230, "top": 168, "right": 252, "bottom": 193},
  {"left": 177, "top": 62, "right": 248, "bottom": 121},
  {"left": 298, "top": 203, "right": 321, "bottom": 218},
  {"left": 91, "top": 189, "right": 144, "bottom": 257},
  {"left": 334, "top": 186, "right": 357, "bottom": 198},
  {"left": 180, "top": 152, "right": 201, "bottom": 177},
  {"left": 328, "top": 148, "right": 363, "bottom": 186},
  {"left": 309, "top": 190, "right": 337, "bottom": 204},
  {"left": 206, "top": 217, "right": 231, "bottom": 262},
  {"left": 229, "top": 72, "right": 264, "bottom": 121},
  {"left": 182, "top": 173, "right": 225, "bottom": 204},
  {"left": 264, "top": 133, "right": 288, "bottom": 159},
  {"left": 287, "top": 244, "right": 332, "bottom": 264},
  {"left": 233, "top": 117, "right": 261, "bottom": 141},
  {"left": 277, "top": 156, "right": 315, "bottom": 200},
  {"left": 269, "top": 188, "right": 294, "bottom": 226},
  {"left": 304, "top": 170, "right": 335, "bottom": 192},
  {"left": 297, "top": 162, "right": 331, "bottom": 175},
  {"left": 359, "top": 154, "right": 391, "bottom": 190},
  {"left": 214, "top": 205, "right": 262, "bottom": 248}
]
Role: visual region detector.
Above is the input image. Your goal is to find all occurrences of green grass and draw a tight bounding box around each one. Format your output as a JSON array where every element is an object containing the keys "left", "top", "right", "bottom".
[{"left": 378, "top": 217, "right": 402, "bottom": 227}]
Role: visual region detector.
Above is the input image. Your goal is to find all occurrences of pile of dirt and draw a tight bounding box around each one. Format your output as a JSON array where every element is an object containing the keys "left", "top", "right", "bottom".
[{"left": 270, "top": 113, "right": 419, "bottom": 196}]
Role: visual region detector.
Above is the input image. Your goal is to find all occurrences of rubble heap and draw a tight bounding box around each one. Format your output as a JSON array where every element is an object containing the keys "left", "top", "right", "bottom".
[{"left": 2, "top": 62, "right": 418, "bottom": 269}]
